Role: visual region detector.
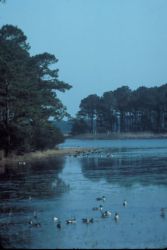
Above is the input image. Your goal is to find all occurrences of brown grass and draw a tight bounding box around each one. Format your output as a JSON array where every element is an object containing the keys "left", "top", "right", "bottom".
[{"left": 0, "top": 147, "right": 92, "bottom": 166}]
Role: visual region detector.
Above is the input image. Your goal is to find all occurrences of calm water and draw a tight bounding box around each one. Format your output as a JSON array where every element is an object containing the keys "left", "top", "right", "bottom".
[{"left": 0, "top": 139, "right": 167, "bottom": 249}]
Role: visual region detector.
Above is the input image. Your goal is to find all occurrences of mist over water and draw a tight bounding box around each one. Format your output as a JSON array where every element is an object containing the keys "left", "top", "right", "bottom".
[{"left": 0, "top": 139, "right": 167, "bottom": 249}]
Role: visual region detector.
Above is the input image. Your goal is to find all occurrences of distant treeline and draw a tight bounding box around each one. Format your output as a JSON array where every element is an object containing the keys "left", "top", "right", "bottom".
[
  {"left": 0, "top": 25, "right": 71, "bottom": 157},
  {"left": 71, "top": 85, "right": 167, "bottom": 135}
]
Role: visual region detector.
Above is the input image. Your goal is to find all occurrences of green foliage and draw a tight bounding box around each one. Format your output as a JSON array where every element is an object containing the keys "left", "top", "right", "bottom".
[
  {"left": 77, "top": 94, "right": 100, "bottom": 133},
  {"left": 73, "top": 84, "right": 167, "bottom": 134},
  {"left": 0, "top": 25, "right": 72, "bottom": 156},
  {"left": 71, "top": 118, "right": 89, "bottom": 135},
  {"left": 31, "top": 122, "right": 64, "bottom": 151}
]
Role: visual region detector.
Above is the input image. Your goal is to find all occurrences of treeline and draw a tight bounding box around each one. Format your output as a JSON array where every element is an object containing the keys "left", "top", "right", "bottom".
[
  {"left": 0, "top": 25, "right": 71, "bottom": 156},
  {"left": 71, "top": 85, "right": 167, "bottom": 135}
]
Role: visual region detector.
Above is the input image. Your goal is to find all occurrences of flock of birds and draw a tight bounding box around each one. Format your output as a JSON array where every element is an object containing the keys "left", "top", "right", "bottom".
[
  {"left": 53, "top": 196, "right": 128, "bottom": 229},
  {"left": 27, "top": 196, "right": 128, "bottom": 230},
  {"left": 27, "top": 197, "right": 167, "bottom": 230},
  {"left": 71, "top": 148, "right": 114, "bottom": 159}
]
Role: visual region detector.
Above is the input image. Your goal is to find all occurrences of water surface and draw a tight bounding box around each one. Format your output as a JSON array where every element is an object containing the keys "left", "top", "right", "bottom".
[{"left": 0, "top": 139, "right": 167, "bottom": 249}]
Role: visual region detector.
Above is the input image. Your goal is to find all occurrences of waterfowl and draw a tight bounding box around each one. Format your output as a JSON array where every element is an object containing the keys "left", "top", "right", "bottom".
[
  {"left": 160, "top": 208, "right": 165, "bottom": 218},
  {"left": 102, "top": 196, "right": 106, "bottom": 201},
  {"left": 28, "top": 220, "right": 41, "bottom": 227},
  {"left": 82, "top": 218, "right": 94, "bottom": 224},
  {"left": 96, "top": 196, "right": 106, "bottom": 202},
  {"left": 57, "top": 222, "right": 61, "bottom": 229},
  {"left": 18, "top": 161, "right": 26, "bottom": 165},
  {"left": 29, "top": 220, "right": 33, "bottom": 225},
  {"left": 53, "top": 217, "right": 59, "bottom": 223},
  {"left": 33, "top": 222, "right": 41, "bottom": 228},
  {"left": 101, "top": 210, "right": 112, "bottom": 218},
  {"left": 66, "top": 218, "right": 77, "bottom": 224},
  {"left": 123, "top": 200, "right": 128, "bottom": 207},
  {"left": 92, "top": 205, "right": 103, "bottom": 211},
  {"left": 96, "top": 197, "right": 102, "bottom": 201},
  {"left": 114, "top": 212, "right": 119, "bottom": 221}
]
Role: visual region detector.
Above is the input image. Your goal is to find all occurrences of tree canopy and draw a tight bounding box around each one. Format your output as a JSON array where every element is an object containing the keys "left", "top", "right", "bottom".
[
  {"left": 0, "top": 25, "right": 72, "bottom": 156},
  {"left": 72, "top": 84, "right": 167, "bottom": 135}
]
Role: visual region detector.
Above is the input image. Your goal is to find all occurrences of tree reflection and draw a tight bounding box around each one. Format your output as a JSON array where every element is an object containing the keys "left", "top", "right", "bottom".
[
  {"left": 0, "top": 157, "right": 69, "bottom": 200},
  {"left": 80, "top": 154, "right": 167, "bottom": 187}
]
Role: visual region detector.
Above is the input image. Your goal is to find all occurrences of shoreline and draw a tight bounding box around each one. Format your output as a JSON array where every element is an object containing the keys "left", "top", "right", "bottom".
[
  {"left": 0, "top": 147, "right": 93, "bottom": 166},
  {"left": 1, "top": 132, "right": 167, "bottom": 166},
  {"left": 68, "top": 132, "right": 167, "bottom": 140}
]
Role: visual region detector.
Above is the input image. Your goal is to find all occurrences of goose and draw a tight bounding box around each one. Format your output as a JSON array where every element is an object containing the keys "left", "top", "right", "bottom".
[
  {"left": 123, "top": 200, "right": 128, "bottom": 207},
  {"left": 92, "top": 205, "right": 103, "bottom": 211},
  {"left": 82, "top": 218, "right": 94, "bottom": 224},
  {"left": 66, "top": 218, "right": 77, "bottom": 224},
  {"left": 102, "top": 196, "right": 106, "bottom": 201},
  {"left": 96, "top": 196, "right": 106, "bottom": 202},
  {"left": 114, "top": 212, "right": 119, "bottom": 221},
  {"left": 96, "top": 197, "right": 102, "bottom": 201},
  {"left": 29, "top": 220, "right": 33, "bottom": 225},
  {"left": 101, "top": 210, "right": 112, "bottom": 218},
  {"left": 28, "top": 220, "right": 41, "bottom": 227}
]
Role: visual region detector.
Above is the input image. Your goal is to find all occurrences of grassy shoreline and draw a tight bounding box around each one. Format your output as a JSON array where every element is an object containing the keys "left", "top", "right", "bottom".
[
  {"left": 69, "top": 132, "right": 167, "bottom": 140},
  {"left": 0, "top": 147, "right": 92, "bottom": 166},
  {"left": 1, "top": 132, "right": 167, "bottom": 166}
]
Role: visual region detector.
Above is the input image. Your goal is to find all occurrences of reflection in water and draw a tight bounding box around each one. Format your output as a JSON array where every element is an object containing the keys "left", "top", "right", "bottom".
[
  {"left": 0, "top": 157, "right": 68, "bottom": 200},
  {"left": 0, "top": 139, "right": 167, "bottom": 249},
  {"left": 80, "top": 150, "right": 167, "bottom": 186},
  {"left": 0, "top": 157, "right": 70, "bottom": 248}
]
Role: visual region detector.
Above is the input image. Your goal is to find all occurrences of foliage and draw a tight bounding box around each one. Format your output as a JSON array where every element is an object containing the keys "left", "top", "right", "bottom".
[
  {"left": 72, "top": 84, "right": 167, "bottom": 134},
  {"left": 0, "top": 25, "right": 72, "bottom": 156}
]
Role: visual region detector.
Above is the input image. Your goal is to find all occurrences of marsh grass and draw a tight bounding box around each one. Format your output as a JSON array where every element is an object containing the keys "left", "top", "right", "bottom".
[{"left": 0, "top": 147, "right": 90, "bottom": 166}]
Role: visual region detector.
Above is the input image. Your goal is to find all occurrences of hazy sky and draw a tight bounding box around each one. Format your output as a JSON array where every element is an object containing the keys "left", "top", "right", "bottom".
[{"left": 1, "top": 0, "right": 167, "bottom": 116}]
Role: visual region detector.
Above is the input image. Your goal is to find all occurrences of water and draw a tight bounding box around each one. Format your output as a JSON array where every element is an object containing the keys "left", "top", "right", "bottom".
[{"left": 0, "top": 139, "right": 167, "bottom": 249}]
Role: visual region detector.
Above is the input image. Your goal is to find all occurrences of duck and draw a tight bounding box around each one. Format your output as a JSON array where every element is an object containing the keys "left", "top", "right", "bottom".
[
  {"left": 101, "top": 210, "right": 112, "bottom": 218},
  {"left": 114, "top": 212, "right": 119, "bottom": 221},
  {"left": 66, "top": 218, "right": 77, "bottom": 224},
  {"left": 82, "top": 218, "right": 94, "bottom": 224},
  {"left": 123, "top": 200, "right": 128, "bottom": 207},
  {"left": 92, "top": 205, "right": 103, "bottom": 211},
  {"left": 96, "top": 196, "right": 106, "bottom": 202}
]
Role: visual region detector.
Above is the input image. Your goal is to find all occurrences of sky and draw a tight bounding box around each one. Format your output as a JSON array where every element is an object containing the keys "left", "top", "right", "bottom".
[{"left": 1, "top": 0, "right": 167, "bottom": 117}]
